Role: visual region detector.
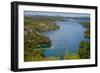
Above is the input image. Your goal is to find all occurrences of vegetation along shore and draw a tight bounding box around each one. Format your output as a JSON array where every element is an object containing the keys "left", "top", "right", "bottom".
[{"left": 24, "top": 15, "right": 90, "bottom": 61}]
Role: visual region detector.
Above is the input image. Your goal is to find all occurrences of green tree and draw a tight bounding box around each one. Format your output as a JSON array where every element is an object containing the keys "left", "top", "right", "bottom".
[{"left": 77, "top": 41, "right": 90, "bottom": 59}]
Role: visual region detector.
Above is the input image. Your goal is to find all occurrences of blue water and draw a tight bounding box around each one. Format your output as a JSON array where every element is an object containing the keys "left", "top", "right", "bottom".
[{"left": 42, "top": 19, "right": 88, "bottom": 58}]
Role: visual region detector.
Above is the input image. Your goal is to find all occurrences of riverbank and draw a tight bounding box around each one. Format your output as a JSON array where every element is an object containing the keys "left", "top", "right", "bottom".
[
  {"left": 24, "top": 16, "right": 61, "bottom": 61},
  {"left": 76, "top": 21, "right": 90, "bottom": 59},
  {"left": 80, "top": 22, "right": 90, "bottom": 38}
]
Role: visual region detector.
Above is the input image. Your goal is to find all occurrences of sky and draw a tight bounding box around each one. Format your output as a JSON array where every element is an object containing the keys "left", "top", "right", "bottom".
[{"left": 24, "top": 11, "right": 90, "bottom": 17}]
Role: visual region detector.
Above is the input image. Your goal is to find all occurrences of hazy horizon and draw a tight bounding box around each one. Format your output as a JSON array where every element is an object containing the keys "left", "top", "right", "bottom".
[{"left": 24, "top": 11, "right": 90, "bottom": 17}]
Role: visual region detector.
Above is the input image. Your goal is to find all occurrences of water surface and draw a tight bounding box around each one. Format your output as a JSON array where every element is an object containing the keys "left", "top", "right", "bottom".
[{"left": 42, "top": 19, "right": 89, "bottom": 58}]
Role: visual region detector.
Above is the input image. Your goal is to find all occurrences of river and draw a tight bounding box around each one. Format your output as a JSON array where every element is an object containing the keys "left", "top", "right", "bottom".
[{"left": 42, "top": 19, "right": 89, "bottom": 59}]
